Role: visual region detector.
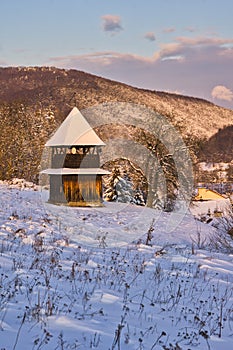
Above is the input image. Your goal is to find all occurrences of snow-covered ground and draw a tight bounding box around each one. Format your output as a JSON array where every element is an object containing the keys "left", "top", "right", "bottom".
[{"left": 0, "top": 181, "right": 233, "bottom": 350}]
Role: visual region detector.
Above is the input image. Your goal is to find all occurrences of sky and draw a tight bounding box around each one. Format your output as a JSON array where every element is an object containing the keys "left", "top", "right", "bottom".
[{"left": 1, "top": 0, "right": 233, "bottom": 109}]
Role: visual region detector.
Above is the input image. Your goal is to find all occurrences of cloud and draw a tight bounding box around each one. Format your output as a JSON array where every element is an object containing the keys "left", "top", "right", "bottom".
[
  {"left": 48, "top": 35, "right": 233, "bottom": 68},
  {"left": 47, "top": 35, "right": 233, "bottom": 108},
  {"left": 48, "top": 51, "right": 149, "bottom": 71},
  {"left": 211, "top": 85, "right": 233, "bottom": 101},
  {"left": 13, "top": 48, "right": 28, "bottom": 53},
  {"left": 185, "top": 27, "right": 196, "bottom": 33},
  {"left": 154, "top": 42, "right": 183, "bottom": 61},
  {"left": 152, "top": 36, "right": 233, "bottom": 62},
  {"left": 175, "top": 36, "right": 233, "bottom": 46},
  {"left": 144, "top": 32, "right": 156, "bottom": 42},
  {"left": 101, "top": 14, "right": 123, "bottom": 34},
  {"left": 163, "top": 27, "right": 176, "bottom": 33}
]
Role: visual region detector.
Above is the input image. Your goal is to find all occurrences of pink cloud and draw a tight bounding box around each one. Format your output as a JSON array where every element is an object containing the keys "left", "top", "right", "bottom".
[
  {"left": 185, "top": 27, "right": 196, "bottom": 33},
  {"left": 47, "top": 35, "right": 233, "bottom": 109},
  {"left": 163, "top": 27, "right": 176, "bottom": 33},
  {"left": 176, "top": 36, "right": 233, "bottom": 46},
  {"left": 101, "top": 14, "right": 123, "bottom": 33},
  {"left": 211, "top": 85, "right": 233, "bottom": 101},
  {"left": 144, "top": 32, "right": 156, "bottom": 42},
  {"left": 154, "top": 42, "right": 183, "bottom": 60}
]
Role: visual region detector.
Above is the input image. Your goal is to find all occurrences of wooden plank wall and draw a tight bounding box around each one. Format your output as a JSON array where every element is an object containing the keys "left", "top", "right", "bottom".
[{"left": 62, "top": 175, "right": 103, "bottom": 206}]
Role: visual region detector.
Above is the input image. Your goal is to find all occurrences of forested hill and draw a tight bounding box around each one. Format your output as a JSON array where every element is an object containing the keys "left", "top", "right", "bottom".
[
  {"left": 1, "top": 66, "right": 233, "bottom": 139},
  {"left": 0, "top": 66, "right": 233, "bottom": 182}
]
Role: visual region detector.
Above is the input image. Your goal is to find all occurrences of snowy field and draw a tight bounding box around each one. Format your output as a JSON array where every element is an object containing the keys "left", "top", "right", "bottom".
[{"left": 0, "top": 180, "right": 233, "bottom": 349}]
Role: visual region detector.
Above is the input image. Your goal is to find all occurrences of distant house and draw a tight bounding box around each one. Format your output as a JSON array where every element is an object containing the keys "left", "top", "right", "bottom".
[
  {"left": 194, "top": 188, "right": 226, "bottom": 201},
  {"left": 191, "top": 187, "right": 231, "bottom": 218}
]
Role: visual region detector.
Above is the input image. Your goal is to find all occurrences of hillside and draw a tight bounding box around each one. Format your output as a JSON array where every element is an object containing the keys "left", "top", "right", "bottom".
[
  {"left": 1, "top": 66, "right": 233, "bottom": 139},
  {"left": 198, "top": 125, "right": 233, "bottom": 162},
  {"left": 0, "top": 66, "right": 232, "bottom": 184}
]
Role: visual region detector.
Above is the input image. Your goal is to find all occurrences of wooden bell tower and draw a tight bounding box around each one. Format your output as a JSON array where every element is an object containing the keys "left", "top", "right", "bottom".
[{"left": 41, "top": 107, "right": 109, "bottom": 206}]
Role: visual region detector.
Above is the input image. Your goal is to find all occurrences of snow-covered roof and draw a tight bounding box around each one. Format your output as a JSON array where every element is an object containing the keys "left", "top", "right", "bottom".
[
  {"left": 45, "top": 107, "right": 105, "bottom": 147},
  {"left": 41, "top": 168, "right": 110, "bottom": 175},
  {"left": 194, "top": 187, "right": 225, "bottom": 201}
]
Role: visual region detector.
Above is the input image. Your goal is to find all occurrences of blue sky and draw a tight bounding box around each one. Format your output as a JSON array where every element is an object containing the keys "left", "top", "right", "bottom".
[{"left": 1, "top": 0, "right": 233, "bottom": 109}]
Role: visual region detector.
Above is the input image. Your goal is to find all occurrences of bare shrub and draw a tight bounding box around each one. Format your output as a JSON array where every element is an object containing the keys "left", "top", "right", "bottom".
[{"left": 210, "top": 205, "right": 233, "bottom": 252}]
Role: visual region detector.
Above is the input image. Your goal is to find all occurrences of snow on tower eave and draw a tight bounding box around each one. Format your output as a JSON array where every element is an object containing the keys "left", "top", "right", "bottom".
[
  {"left": 41, "top": 168, "right": 110, "bottom": 175},
  {"left": 45, "top": 107, "right": 105, "bottom": 147}
]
